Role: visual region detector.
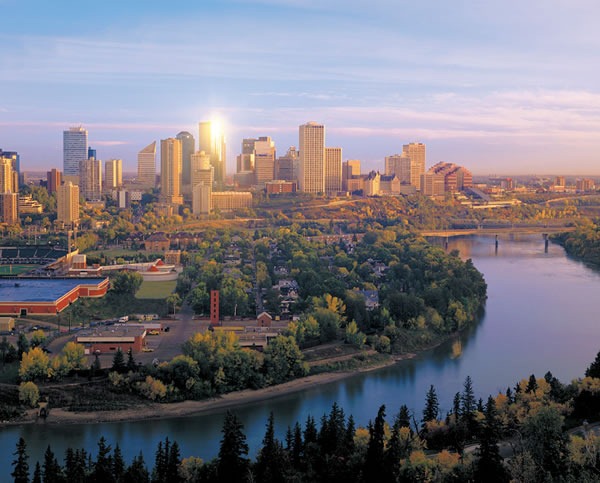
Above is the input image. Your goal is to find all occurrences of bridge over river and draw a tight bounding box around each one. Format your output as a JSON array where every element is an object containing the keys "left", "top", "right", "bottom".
[{"left": 420, "top": 224, "right": 576, "bottom": 237}]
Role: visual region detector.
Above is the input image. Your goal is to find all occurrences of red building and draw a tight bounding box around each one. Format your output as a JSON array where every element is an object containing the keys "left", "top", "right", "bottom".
[{"left": 77, "top": 327, "right": 146, "bottom": 354}]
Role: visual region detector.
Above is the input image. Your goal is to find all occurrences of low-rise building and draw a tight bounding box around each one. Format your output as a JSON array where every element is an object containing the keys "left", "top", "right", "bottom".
[{"left": 76, "top": 327, "right": 146, "bottom": 354}]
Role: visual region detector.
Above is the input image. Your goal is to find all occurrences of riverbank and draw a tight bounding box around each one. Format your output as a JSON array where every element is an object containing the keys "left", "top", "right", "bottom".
[{"left": 2, "top": 352, "right": 415, "bottom": 427}]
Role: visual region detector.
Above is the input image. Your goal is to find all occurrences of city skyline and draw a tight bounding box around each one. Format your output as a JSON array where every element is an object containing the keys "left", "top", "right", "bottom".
[{"left": 2, "top": 1, "right": 600, "bottom": 175}]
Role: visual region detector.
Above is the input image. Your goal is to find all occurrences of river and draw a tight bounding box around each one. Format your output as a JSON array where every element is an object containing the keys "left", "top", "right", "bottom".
[{"left": 2, "top": 234, "right": 600, "bottom": 476}]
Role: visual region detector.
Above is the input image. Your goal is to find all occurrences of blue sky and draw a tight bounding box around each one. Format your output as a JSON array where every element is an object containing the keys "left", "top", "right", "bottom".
[{"left": 1, "top": 0, "right": 600, "bottom": 175}]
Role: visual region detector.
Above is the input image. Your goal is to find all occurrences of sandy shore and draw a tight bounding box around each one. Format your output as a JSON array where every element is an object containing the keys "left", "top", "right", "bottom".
[{"left": 5, "top": 353, "right": 415, "bottom": 427}]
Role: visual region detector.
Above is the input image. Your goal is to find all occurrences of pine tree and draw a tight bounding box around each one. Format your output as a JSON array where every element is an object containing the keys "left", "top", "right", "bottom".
[
  {"left": 364, "top": 405, "right": 386, "bottom": 482},
  {"left": 11, "top": 437, "right": 30, "bottom": 483},
  {"left": 460, "top": 375, "right": 477, "bottom": 434},
  {"left": 217, "top": 411, "right": 249, "bottom": 483},
  {"left": 112, "top": 444, "right": 125, "bottom": 483},
  {"left": 32, "top": 462, "right": 42, "bottom": 483},
  {"left": 152, "top": 440, "right": 166, "bottom": 483},
  {"left": 397, "top": 404, "right": 411, "bottom": 430},
  {"left": 127, "top": 348, "right": 137, "bottom": 372},
  {"left": 42, "top": 445, "right": 63, "bottom": 483},
  {"left": 111, "top": 349, "right": 127, "bottom": 373},
  {"left": 166, "top": 441, "right": 182, "bottom": 483},
  {"left": 585, "top": 350, "right": 600, "bottom": 378},
  {"left": 291, "top": 422, "right": 303, "bottom": 470},
  {"left": 422, "top": 385, "right": 439, "bottom": 428},
  {"left": 125, "top": 452, "right": 150, "bottom": 483},
  {"left": 474, "top": 397, "right": 509, "bottom": 483},
  {"left": 525, "top": 373, "right": 538, "bottom": 394},
  {"left": 92, "top": 436, "right": 113, "bottom": 483},
  {"left": 255, "top": 412, "right": 286, "bottom": 483}
]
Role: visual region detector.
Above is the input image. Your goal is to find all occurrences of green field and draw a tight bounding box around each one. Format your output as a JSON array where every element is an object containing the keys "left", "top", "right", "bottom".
[
  {"left": 136, "top": 280, "right": 177, "bottom": 299},
  {"left": 0, "top": 264, "right": 37, "bottom": 276}
]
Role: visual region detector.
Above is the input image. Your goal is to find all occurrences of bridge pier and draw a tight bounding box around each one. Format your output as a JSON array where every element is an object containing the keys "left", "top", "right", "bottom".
[
  {"left": 543, "top": 233, "right": 549, "bottom": 253},
  {"left": 495, "top": 234, "right": 499, "bottom": 255}
]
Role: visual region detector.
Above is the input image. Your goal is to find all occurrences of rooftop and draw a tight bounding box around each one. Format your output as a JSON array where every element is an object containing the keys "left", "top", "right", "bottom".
[{"left": 0, "top": 278, "right": 107, "bottom": 302}]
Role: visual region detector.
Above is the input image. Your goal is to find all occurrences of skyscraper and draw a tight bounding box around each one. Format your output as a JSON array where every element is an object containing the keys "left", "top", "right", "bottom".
[
  {"left": 325, "top": 147, "right": 342, "bottom": 195},
  {"left": 0, "top": 157, "right": 16, "bottom": 193},
  {"left": 254, "top": 136, "right": 276, "bottom": 186},
  {"left": 402, "top": 142, "right": 426, "bottom": 191},
  {"left": 199, "top": 121, "right": 226, "bottom": 187},
  {"left": 299, "top": 122, "right": 325, "bottom": 193},
  {"left": 46, "top": 168, "right": 62, "bottom": 194},
  {"left": 57, "top": 181, "right": 80, "bottom": 226},
  {"left": 63, "top": 127, "right": 88, "bottom": 177},
  {"left": 275, "top": 146, "right": 299, "bottom": 182},
  {"left": 176, "top": 131, "right": 195, "bottom": 194},
  {"left": 137, "top": 141, "right": 156, "bottom": 189},
  {"left": 161, "top": 138, "right": 183, "bottom": 205},
  {"left": 104, "top": 159, "right": 123, "bottom": 191},
  {"left": 79, "top": 157, "right": 102, "bottom": 201},
  {"left": 0, "top": 150, "right": 20, "bottom": 181},
  {"left": 0, "top": 193, "right": 18, "bottom": 225}
]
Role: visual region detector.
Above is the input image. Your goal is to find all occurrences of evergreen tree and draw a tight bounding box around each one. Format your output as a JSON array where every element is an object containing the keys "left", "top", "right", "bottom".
[
  {"left": 217, "top": 411, "right": 249, "bottom": 483},
  {"left": 152, "top": 439, "right": 167, "bottom": 483},
  {"left": 64, "top": 448, "right": 88, "bottom": 483},
  {"left": 92, "top": 436, "right": 113, "bottom": 483},
  {"left": 111, "top": 349, "right": 127, "bottom": 373},
  {"left": 422, "top": 385, "right": 439, "bottom": 428},
  {"left": 125, "top": 452, "right": 150, "bottom": 483},
  {"left": 505, "top": 387, "right": 513, "bottom": 403},
  {"left": 42, "top": 445, "right": 63, "bottom": 483},
  {"left": 255, "top": 412, "right": 286, "bottom": 483},
  {"left": 364, "top": 405, "right": 386, "bottom": 482},
  {"left": 11, "top": 437, "right": 30, "bottom": 483},
  {"left": 397, "top": 405, "right": 411, "bottom": 430},
  {"left": 525, "top": 374, "right": 538, "bottom": 394},
  {"left": 166, "top": 441, "right": 182, "bottom": 483},
  {"left": 127, "top": 348, "right": 137, "bottom": 372},
  {"left": 585, "top": 350, "right": 600, "bottom": 378},
  {"left": 112, "top": 444, "right": 125, "bottom": 483},
  {"left": 304, "top": 415, "right": 318, "bottom": 445},
  {"left": 32, "top": 463, "right": 42, "bottom": 483},
  {"left": 291, "top": 422, "right": 304, "bottom": 469},
  {"left": 460, "top": 375, "right": 477, "bottom": 434},
  {"left": 474, "top": 397, "right": 509, "bottom": 483},
  {"left": 344, "top": 415, "right": 356, "bottom": 455}
]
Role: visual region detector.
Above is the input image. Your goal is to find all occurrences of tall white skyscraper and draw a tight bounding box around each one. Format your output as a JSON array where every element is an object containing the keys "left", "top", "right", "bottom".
[
  {"left": 63, "top": 127, "right": 88, "bottom": 177},
  {"left": 176, "top": 131, "right": 195, "bottom": 194},
  {"left": 104, "top": 159, "right": 123, "bottom": 191},
  {"left": 137, "top": 141, "right": 156, "bottom": 189},
  {"left": 299, "top": 122, "right": 325, "bottom": 193},
  {"left": 325, "top": 147, "right": 342, "bottom": 195}
]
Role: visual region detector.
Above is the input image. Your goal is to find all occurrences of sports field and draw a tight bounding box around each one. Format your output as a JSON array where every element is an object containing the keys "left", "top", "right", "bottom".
[
  {"left": 135, "top": 280, "right": 177, "bottom": 299},
  {"left": 0, "top": 264, "right": 36, "bottom": 276}
]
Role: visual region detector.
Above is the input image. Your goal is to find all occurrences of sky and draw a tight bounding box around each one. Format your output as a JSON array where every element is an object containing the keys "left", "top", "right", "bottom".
[{"left": 1, "top": 0, "right": 600, "bottom": 176}]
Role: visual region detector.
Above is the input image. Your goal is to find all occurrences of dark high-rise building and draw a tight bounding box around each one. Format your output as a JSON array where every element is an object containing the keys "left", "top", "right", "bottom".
[
  {"left": 176, "top": 131, "right": 195, "bottom": 194},
  {"left": 47, "top": 168, "right": 62, "bottom": 194}
]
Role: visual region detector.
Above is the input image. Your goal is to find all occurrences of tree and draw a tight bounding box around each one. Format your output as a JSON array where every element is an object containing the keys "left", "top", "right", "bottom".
[
  {"left": 112, "top": 444, "right": 125, "bottom": 483},
  {"left": 126, "top": 348, "right": 137, "bottom": 372},
  {"left": 61, "top": 342, "right": 86, "bottom": 371},
  {"left": 263, "top": 336, "right": 308, "bottom": 385},
  {"left": 364, "top": 405, "right": 387, "bottom": 482},
  {"left": 522, "top": 406, "right": 570, "bottom": 480},
  {"left": 42, "top": 445, "right": 63, "bottom": 483},
  {"left": 17, "top": 333, "right": 30, "bottom": 357},
  {"left": 19, "top": 381, "right": 40, "bottom": 408},
  {"left": 92, "top": 437, "right": 113, "bottom": 483},
  {"left": 19, "top": 347, "right": 50, "bottom": 381},
  {"left": 29, "top": 330, "right": 46, "bottom": 348},
  {"left": 11, "top": 437, "right": 29, "bottom": 483},
  {"left": 111, "top": 349, "right": 127, "bottom": 373},
  {"left": 586, "top": 350, "right": 600, "bottom": 378},
  {"left": 474, "top": 397, "right": 508, "bottom": 483},
  {"left": 217, "top": 411, "right": 249, "bottom": 483},
  {"left": 111, "top": 271, "right": 143, "bottom": 296},
  {"left": 255, "top": 412, "right": 286, "bottom": 483},
  {"left": 345, "top": 320, "right": 366, "bottom": 347},
  {"left": 422, "top": 385, "right": 439, "bottom": 428},
  {"left": 32, "top": 462, "right": 42, "bottom": 483},
  {"left": 460, "top": 375, "right": 477, "bottom": 434},
  {"left": 124, "top": 452, "right": 149, "bottom": 483},
  {"left": 166, "top": 293, "right": 181, "bottom": 316}
]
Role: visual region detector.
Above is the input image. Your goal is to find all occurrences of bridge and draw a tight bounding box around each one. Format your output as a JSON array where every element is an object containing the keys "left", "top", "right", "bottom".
[{"left": 420, "top": 224, "right": 576, "bottom": 238}]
